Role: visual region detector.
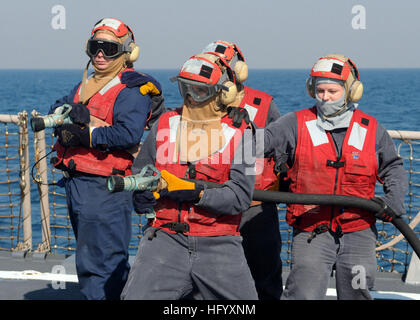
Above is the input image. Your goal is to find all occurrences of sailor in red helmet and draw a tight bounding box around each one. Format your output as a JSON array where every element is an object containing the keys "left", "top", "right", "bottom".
[
  {"left": 263, "top": 54, "right": 407, "bottom": 299},
  {"left": 201, "top": 40, "right": 283, "bottom": 299},
  {"left": 121, "top": 53, "right": 258, "bottom": 300},
  {"left": 49, "top": 18, "right": 165, "bottom": 300}
]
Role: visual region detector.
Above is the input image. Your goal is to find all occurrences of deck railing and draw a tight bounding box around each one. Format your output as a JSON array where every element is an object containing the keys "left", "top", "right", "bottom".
[{"left": 0, "top": 110, "right": 419, "bottom": 275}]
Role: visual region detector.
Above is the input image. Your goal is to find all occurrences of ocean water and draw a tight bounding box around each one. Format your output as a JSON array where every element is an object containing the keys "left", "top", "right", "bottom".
[
  {"left": 0, "top": 69, "right": 419, "bottom": 271},
  {"left": 1, "top": 68, "right": 419, "bottom": 129}
]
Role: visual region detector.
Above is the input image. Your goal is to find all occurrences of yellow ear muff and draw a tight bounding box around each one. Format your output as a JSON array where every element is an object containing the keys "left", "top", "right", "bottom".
[
  {"left": 234, "top": 61, "right": 248, "bottom": 83},
  {"left": 348, "top": 80, "right": 363, "bottom": 102},
  {"left": 85, "top": 39, "right": 90, "bottom": 57},
  {"left": 219, "top": 81, "right": 238, "bottom": 105},
  {"left": 306, "top": 77, "right": 316, "bottom": 98},
  {"left": 344, "top": 66, "right": 363, "bottom": 102},
  {"left": 126, "top": 43, "right": 140, "bottom": 63}
]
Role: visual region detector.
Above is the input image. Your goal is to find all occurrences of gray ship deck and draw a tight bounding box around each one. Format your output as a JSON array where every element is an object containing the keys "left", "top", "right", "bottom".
[{"left": 0, "top": 251, "right": 419, "bottom": 300}]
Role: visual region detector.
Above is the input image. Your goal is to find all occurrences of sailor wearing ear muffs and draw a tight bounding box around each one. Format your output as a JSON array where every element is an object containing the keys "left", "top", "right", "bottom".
[
  {"left": 49, "top": 17, "right": 166, "bottom": 300},
  {"left": 263, "top": 54, "right": 407, "bottom": 300}
]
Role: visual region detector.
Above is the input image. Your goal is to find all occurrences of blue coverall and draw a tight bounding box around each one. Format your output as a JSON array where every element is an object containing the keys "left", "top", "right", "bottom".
[{"left": 50, "top": 74, "right": 158, "bottom": 299}]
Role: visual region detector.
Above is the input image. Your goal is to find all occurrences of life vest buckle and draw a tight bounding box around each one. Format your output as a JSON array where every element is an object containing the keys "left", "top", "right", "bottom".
[
  {"left": 326, "top": 160, "right": 345, "bottom": 168},
  {"left": 307, "top": 223, "right": 329, "bottom": 243},
  {"left": 161, "top": 222, "right": 190, "bottom": 234}
]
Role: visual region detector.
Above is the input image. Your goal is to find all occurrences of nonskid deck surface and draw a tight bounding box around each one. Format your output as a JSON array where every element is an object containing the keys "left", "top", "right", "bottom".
[
  {"left": 0, "top": 252, "right": 419, "bottom": 300},
  {"left": 0, "top": 251, "right": 82, "bottom": 300}
]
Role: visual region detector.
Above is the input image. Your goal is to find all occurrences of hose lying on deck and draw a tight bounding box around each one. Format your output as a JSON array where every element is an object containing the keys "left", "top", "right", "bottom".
[{"left": 190, "top": 179, "right": 420, "bottom": 260}]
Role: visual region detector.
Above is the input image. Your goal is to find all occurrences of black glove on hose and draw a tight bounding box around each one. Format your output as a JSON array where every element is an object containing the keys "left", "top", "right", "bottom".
[
  {"left": 133, "top": 190, "right": 156, "bottom": 214},
  {"left": 56, "top": 123, "right": 91, "bottom": 148},
  {"left": 159, "top": 184, "right": 204, "bottom": 203},
  {"left": 68, "top": 103, "right": 90, "bottom": 125},
  {"left": 227, "top": 106, "right": 250, "bottom": 128},
  {"left": 371, "top": 197, "right": 396, "bottom": 222}
]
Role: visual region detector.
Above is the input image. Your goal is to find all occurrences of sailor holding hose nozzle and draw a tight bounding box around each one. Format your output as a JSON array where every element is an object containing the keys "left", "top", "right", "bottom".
[
  {"left": 109, "top": 55, "right": 412, "bottom": 301},
  {"left": 40, "top": 18, "right": 166, "bottom": 300},
  {"left": 113, "top": 54, "right": 409, "bottom": 300},
  {"left": 117, "top": 53, "right": 259, "bottom": 300}
]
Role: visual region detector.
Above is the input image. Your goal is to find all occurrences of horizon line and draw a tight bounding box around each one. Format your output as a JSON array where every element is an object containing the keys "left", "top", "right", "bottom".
[{"left": 1, "top": 67, "right": 420, "bottom": 71}]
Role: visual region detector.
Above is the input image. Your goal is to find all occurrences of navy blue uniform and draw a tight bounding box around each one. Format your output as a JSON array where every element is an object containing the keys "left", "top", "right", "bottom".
[{"left": 50, "top": 72, "right": 165, "bottom": 300}]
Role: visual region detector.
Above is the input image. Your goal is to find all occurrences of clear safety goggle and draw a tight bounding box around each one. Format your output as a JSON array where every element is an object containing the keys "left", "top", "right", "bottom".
[
  {"left": 87, "top": 39, "right": 124, "bottom": 59},
  {"left": 175, "top": 77, "right": 227, "bottom": 103}
]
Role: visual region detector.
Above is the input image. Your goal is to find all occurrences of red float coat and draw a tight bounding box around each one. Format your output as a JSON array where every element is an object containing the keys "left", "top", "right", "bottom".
[
  {"left": 286, "top": 107, "right": 379, "bottom": 233},
  {"left": 53, "top": 69, "right": 134, "bottom": 177},
  {"left": 153, "top": 108, "right": 248, "bottom": 236},
  {"left": 239, "top": 86, "right": 277, "bottom": 190}
]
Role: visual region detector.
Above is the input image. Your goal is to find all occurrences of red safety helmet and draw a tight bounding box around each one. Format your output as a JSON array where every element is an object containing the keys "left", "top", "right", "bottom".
[
  {"left": 176, "top": 54, "right": 235, "bottom": 85},
  {"left": 309, "top": 56, "right": 360, "bottom": 81},
  {"left": 307, "top": 54, "right": 363, "bottom": 102},
  {"left": 172, "top": 54, "right": 237, "bottom": 104},
  {"left": 202, "top": 41, "right": 248, "bottom": 83},
  {"left": 201, "top": 40, "right": 245, "bottom": 62},
  {"left": 91, "top": 18, "right": 135, "bottom": 41}
]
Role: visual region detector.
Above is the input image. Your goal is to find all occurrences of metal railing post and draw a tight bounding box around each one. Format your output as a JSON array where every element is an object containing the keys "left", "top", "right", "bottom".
[
  {"left": 0, "top": 112, "right": 32, "bottom": 256},
  {"left": 31, "top": 110, "right": 51, "bottom": 256}
]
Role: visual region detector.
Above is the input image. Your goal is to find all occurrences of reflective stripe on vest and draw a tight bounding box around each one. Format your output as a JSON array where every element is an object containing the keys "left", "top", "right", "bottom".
[{"left": 286, "top": 107, "right": 378, "bottom": 233}]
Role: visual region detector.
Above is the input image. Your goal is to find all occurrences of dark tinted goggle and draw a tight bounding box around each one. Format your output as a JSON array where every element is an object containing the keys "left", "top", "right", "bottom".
[{"left": 87, "top": 39, "right": 124, "bottom": 58}]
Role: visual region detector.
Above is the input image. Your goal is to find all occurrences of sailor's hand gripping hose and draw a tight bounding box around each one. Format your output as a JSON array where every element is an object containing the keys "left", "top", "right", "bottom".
[
  {"left": 107, "top": 165, "right": 203, "bottom": 202},
  {"left": 30, "top": 104, "right": 74, "bottom": 132},
  {"left": 107, "top": 166, "right": 420, "bottom": 259}
]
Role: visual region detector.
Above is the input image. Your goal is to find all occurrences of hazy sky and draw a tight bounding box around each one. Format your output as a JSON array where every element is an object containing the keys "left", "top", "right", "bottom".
[{"left": 2, "top": 0, "right": 420, "bottom": 69}]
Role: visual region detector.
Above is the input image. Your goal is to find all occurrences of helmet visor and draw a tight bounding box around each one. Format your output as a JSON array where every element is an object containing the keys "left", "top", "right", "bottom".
[
  {"left": 87, "top": 39, "right": 123, "bottom": 58},
  {"left": 177, "top": 78, "right": 219, "bottom": 103}
]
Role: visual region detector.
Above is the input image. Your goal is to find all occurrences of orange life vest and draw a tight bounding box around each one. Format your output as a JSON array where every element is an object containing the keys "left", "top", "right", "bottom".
[
  {"left": 239, "top": 86, "right": 277, "bottom": 190},
  {"left": 152, "top": 108, "right": 249, "bottom": 236},
  {"left": 286, "top": 107, "right": 379, "bottom": 233},
  {"left": 53, "top": 69, "right": 134, "bottom": 177}
]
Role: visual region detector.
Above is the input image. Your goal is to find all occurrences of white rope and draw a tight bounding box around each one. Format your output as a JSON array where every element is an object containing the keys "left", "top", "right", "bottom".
[
  {"left": 376, "top": 211, "right": 420, "bottom": 251},
  {"left": 0, "top": 270, "right": 78, "bottom": 283}
]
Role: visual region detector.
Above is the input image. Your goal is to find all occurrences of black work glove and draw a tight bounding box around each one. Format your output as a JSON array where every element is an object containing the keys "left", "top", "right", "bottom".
[
  {"left": 56, "top": 123, "right": 91, "bottom": 148},
  {"left": 371, "top": 197, "right": 396, "bottom": 222},
  {"left": 227, "top": 106, "right": 250, "bottom": 128},
  {"left": 68, "top": 103, "right": 90, "bottom": 125},
  {"left": 133, "top": 190, "right": 156, "bottom": 214},
  {"left": 159, "top": 184, "right": 204, "bottom": 203}
]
